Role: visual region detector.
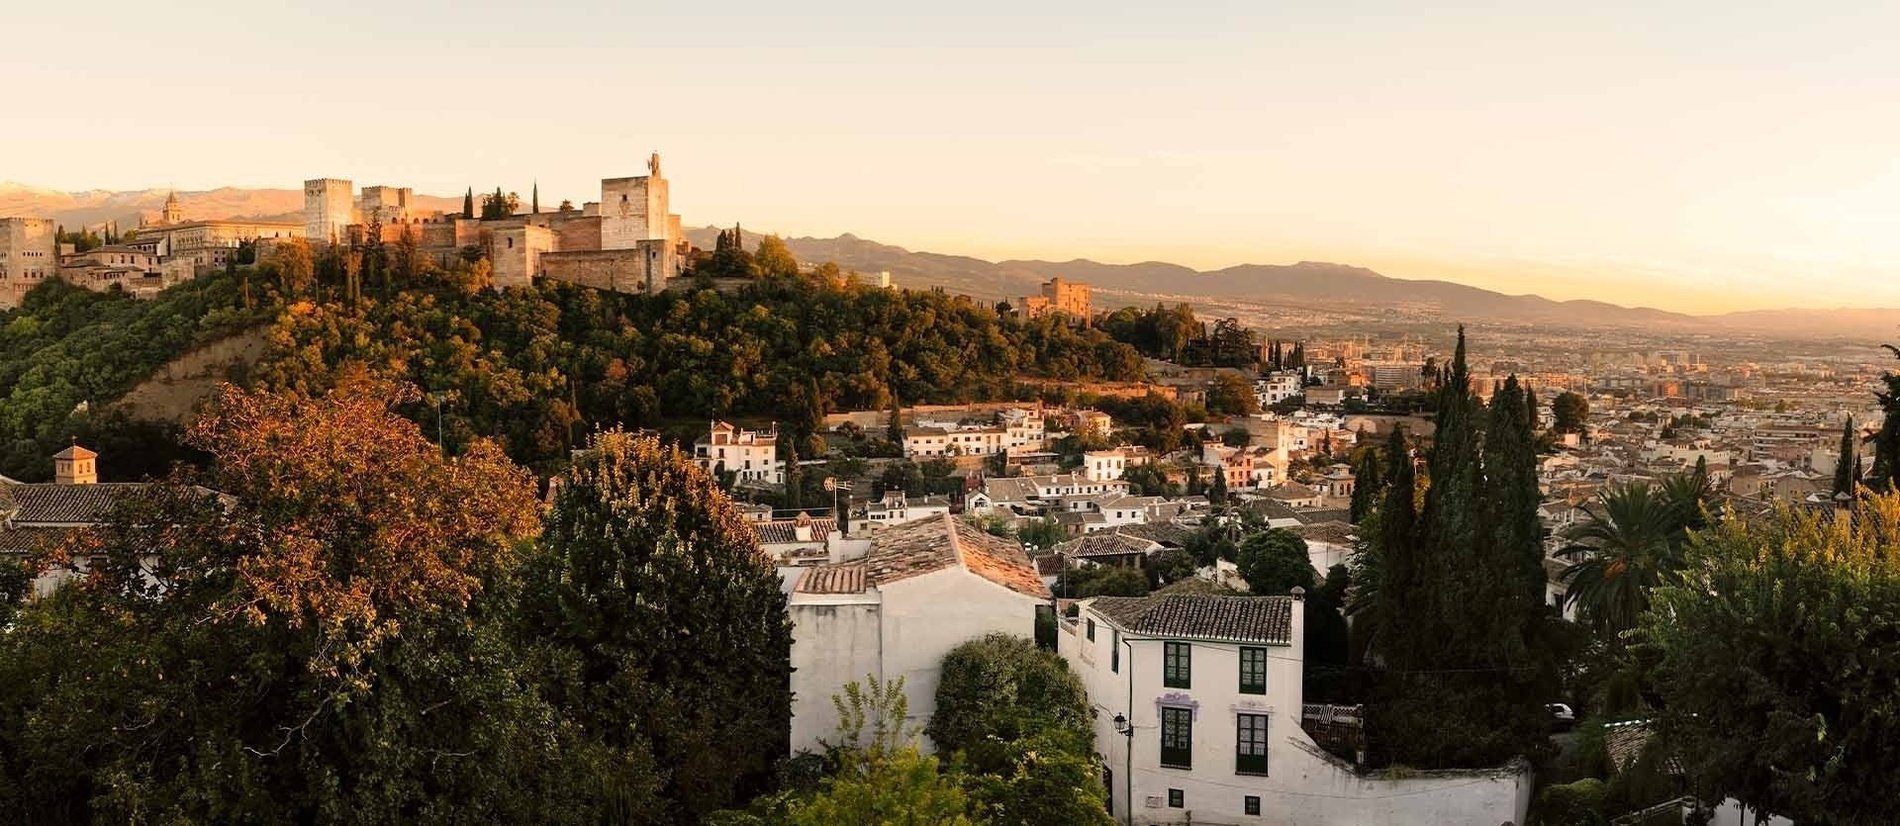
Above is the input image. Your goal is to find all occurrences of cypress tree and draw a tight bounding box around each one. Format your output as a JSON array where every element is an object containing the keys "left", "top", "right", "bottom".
[
  {"left": 462, "top": 188, "right": 474, "bottom": 219},
  {"left": 1209, "top": 463, "right": 1229, "bottom": 506},
  {"left": 1835, "top": 415, "right": 1859, "bottom": 497},
  {"left": 1349, "top": 444, "right": 1384, "bottom": 524}
]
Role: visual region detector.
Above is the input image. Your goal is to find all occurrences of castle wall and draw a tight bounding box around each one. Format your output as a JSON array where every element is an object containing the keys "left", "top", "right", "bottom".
[
  {"left": 490, "top": 224, "right": 554, "bottom": 290},
  {"left": 304, "top": 178, "right": 354, "bottom": 241}
]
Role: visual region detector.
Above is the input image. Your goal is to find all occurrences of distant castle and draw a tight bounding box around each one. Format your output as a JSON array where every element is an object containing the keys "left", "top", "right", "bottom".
[{"left": 299, "top": 151, "right": 690, "bottom": 294}]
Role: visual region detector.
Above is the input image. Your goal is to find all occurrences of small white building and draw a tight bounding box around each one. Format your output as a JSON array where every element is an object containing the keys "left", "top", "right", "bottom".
[
  {"left": 786, "top": 514, "right": 1050, "bottom": 753},
  {"left": 1084, "top": 449, "right": 1129, "bottom": 482},
  {"left": 1060, "top": 593, "right": 1531, "bottom": 825},
  {"left": 1256, "top": 372, "right": 1304, "bottom": 408},
  {"left": 694, "top": 420, "right": 784, "bottom": 486},
  {"left": 854, "top": 489, "right": 952, "bottom": 533}
]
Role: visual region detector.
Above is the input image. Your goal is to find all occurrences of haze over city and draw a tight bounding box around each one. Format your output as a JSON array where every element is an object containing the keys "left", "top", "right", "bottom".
[{"left": 9, "top": 0, "right": 1900, "bottom": 313}]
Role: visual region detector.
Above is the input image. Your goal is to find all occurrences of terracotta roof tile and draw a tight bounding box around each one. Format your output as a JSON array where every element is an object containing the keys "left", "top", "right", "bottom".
[
  {"left": 949, "top": 515, "right": 1051, "bottom": 599},
  {"left": 3, "top": 483, "right": 152, "bottom": 525},
  {"left": 1089, "top": 594, "right": 1294, "bottom": 645},
  {"left": 795, "top": 562, "right": 867, "bottom": 594}
]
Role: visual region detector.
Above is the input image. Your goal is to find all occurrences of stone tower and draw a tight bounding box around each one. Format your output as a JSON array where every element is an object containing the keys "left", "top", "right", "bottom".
[
  {"left": 303, "top": 178, "right": 354, "bottom": 242},
  {"left": 161, "top": 191, "right": 183, "bottom": 224}
]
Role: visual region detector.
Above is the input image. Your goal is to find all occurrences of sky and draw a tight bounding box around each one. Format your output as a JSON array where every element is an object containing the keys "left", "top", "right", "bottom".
[{"left": 5, "top": 1, "right": 1900, "bottom": 314}]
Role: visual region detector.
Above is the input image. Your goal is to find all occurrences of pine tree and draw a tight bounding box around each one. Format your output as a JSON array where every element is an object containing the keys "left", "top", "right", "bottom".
[{"left": 1835, "top": 415, "right": 1859, "bottom": 497}]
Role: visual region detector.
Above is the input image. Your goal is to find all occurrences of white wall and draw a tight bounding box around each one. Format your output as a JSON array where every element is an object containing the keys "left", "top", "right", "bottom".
[
  {"left": 788, "top": 595, "right": 882, "bottom": 753},
  {"left": 877, "top": 568, "right": 1043, "bottom": 744},
  {"left": 1061, "top": 601, "right": 1530, "bottom": 826},
  {"left": 789, "top": 567, "right": 1041, "bottom": 754}
]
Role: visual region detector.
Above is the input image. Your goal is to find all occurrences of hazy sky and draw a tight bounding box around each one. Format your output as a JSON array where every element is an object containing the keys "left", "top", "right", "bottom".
[{"left": 7, "top": 1, "right": 1900, "bottom": 313}]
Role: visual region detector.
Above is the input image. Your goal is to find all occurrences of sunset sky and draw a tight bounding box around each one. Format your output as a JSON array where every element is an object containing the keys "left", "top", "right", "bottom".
[{"left": 7, "top": 1, "right": 1900, "bottom": 313}]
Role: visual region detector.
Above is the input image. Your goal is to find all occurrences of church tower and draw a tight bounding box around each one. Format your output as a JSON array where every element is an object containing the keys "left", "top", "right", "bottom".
[{"left": 161, "top": 191, "right": 183, "bottom": 225}]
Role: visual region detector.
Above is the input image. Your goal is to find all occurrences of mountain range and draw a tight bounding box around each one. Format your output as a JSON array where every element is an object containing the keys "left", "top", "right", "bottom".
[{"left": 5, "top": 183, "right": 1892, "bottom": 340}]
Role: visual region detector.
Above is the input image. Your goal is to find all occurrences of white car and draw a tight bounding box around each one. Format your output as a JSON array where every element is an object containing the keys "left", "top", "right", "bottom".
[{"left": 1547, "top": 703, "right": 1576, "bottom": 730}]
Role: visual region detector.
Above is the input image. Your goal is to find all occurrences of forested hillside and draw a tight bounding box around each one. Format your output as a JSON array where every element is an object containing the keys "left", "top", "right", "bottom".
[
  {"left": 0, "top": 239, "right": 1144, "bottom": 478},
  {"left": 0, "top": 274, "right": 268, "bottom": 480}
]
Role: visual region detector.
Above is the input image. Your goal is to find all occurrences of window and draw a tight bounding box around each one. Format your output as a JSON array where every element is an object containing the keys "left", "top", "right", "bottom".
[
  {"left": 1239, "top": 646, "right": 1267, "bottom": 694},
  {"left": 1244, "top": 795, "right": 1261, "bottom": 816},
  {"left": 1164, "top": 641, "right": 1191, "bottom": 688},
  {"left": 1085, "top": 618, "right": 1096, "bottom": 641},
  {"left": 1160, "top": 707, "right": 1192, "bottom": 769},
  {"left": 1168, "top": 789, "right": 1184, "bottom": 809},
  {"left": 1236, "top": 713, "right": 1270, "bottom": 775},
  {"left": 1111, "top": 631, "right": 1120, "bottom": 673}
]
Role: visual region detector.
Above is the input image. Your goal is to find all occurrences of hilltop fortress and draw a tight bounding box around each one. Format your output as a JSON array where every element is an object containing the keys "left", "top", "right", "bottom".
[{"left": 304, "top": 152, "right": 690, "bottom": 293}]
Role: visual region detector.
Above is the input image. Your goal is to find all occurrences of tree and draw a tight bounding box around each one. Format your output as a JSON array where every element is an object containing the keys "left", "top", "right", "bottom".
[
  {"left": 1236, "top": 528, "right": 1316, "bottom": 594},
  {"left": 480, "top": 188, "right": 520, "bottom": 220},
  {"left": 1553, "top": 391, "right": 1590, "bottom": 439},
  {"left": 1643, "top": 493, "right": 1900, "bottom": 824},
  {"left": 1348, "top": 443, "right": 1384, "bottom": 524},
  {"left": 1064, "top": 565, "right": 1148, "bottom": 598},
  {"left": 0, "top": 380, "right": 629, "bottom": 822},
  {"left": 1209, "top": 464, "right": 1229, "bottom": 505},
  {"left": 1367, "top": 328, "right": 1555, "bottom": 769},
  {"left": 1835, "top": 415, "right": 1859, "bottom": 497},
  {"left": 927, "top": 634, "right": 1091, "bottom": 770},
  {"left": 1016, "top": 517, "right": 1064, "bottom": 552},
  {"left": 526, "top": 430, "right": 792, "bottom": 821},
  {"left": 788, "top": 746, "right": 980, "bottom": 826},
  {"left": 1558, "top": 479, "right": 1702, "bottom": 636},
  {"left": 1148, "top": 547, "right": 1198, "bottom": 585},
  {"left": 1205, "top": 372, "right": 1260, "bottom": 415},
  {"left": 754, "top": 235, "right": 799, "bottom": 279},
  {"left": 463, "top": 187, "right": 475, "bottom": 218},
  {"left": 1120, "top": 463, "right": 1179, "bottom": 497}
]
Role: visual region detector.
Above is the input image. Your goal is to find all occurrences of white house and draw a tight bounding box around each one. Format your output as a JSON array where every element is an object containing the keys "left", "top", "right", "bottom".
[
  {"left": 1060, "top": 593, "right": 1531, "bottom": 825},
  {"left": 854, "top": 489, "right": 952, "bottom": 533},
  {"left": 1256, "top": 372, "right": 1304, "bottom": 408},
  {"left": 1084, "top": 449, "right": 1129, "bottom": 482},
  {"left": 786, "top": 514, "right": 1050, "bottom": 754},
  {"left": 694, "top": 420, "right": 784, "bottom": 485}
]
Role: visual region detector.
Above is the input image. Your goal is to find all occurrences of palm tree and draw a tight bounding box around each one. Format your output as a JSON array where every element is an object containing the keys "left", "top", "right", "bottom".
[{"left": 1557, "top": 481, "right": 1693, "bottom": 635}]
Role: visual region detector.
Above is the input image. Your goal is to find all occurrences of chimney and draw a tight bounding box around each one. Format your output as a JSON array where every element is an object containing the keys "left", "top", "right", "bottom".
[{"left": 54, "top": 444, "right": 99, "bottom": 485}]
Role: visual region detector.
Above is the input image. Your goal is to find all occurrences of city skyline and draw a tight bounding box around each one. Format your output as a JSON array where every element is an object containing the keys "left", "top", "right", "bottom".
[{"left": 8, "top": 1, "right": 1900, "bottom": 313}]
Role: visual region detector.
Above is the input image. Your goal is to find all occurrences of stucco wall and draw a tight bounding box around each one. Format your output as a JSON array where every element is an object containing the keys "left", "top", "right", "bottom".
[
  {"left": 877, "top": 568, "right": 1043, "bottom": 744},
  {"left": 788, "top": 596, "right": 883, "bottom": 754}
]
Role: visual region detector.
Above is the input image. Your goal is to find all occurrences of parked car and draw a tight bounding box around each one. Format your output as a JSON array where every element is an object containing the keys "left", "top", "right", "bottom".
[{"left": 1547, "top": 702, "right": 1576, "bottom": 730}]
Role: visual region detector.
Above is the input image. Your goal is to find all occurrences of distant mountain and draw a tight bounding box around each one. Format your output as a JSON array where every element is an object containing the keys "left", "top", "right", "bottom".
[
  {"left": 684, "top": 228, "right": 1744, "bottom": 333},
  {"left": 0, "top": 182, "right": 460, "bottom": 230}
]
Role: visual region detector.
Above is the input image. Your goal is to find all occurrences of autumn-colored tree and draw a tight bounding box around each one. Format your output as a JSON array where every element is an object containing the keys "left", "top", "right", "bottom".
[{"left": 0, "top": 378, "right": 628, "bottom": 822}]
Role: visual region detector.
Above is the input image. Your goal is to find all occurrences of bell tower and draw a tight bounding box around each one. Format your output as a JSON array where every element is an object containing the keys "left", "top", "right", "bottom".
[{"left": 161, "top": 191, "right": 183, "bottom": 225}]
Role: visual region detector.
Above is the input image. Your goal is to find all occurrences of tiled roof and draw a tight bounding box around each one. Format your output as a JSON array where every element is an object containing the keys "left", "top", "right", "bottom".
[
  {"left": 1089, "top": 594, "right": 1294, "bottom": 645},
  {"left": 0, "top": 524, "right": 76, "bottom": 554},
  {"left": 1114, "top": 521, "right": 1194, "bottom": 547},
  {"left": 52, "top": 445, "right": 98, "bottom": 460},
  {"left": 795, "top": 562, "right": 866, "bottom": 594},
  {"left": 2, "top": 483, "right": 154, "bottom": 525},
  {"left": 1603, "top": 720, "right": 1684, "bottom": 776},
  {"left": 1055, "top": 532, "right": 1159, "bottom": 559},
  {"left": 1289, "top": 521, "right": 1356, "bottom": 546},
  {"left": 799, "top": 515, "right": 1049, "bottom": 599},
  {"left": 753, "top": 517, "right": 836, "bottom": 545},
  {"left": 950, "top": 516, "right": 1051, "bottom": 599}
]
